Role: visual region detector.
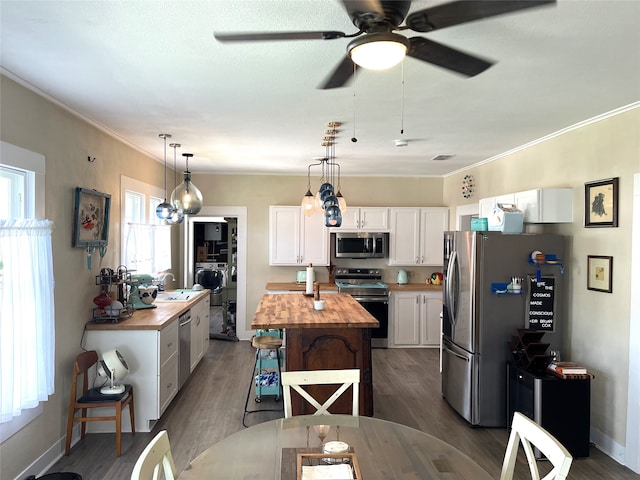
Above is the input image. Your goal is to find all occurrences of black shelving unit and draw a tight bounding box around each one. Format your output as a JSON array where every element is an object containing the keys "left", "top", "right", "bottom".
[{"left": 507, "top": 363, "right": 591, "bottom": 458}]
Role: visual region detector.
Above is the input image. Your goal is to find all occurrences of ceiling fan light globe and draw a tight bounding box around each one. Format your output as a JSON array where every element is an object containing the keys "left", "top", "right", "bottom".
[{"left": 348, "top": 33, "right": 409, "bottom": 70}]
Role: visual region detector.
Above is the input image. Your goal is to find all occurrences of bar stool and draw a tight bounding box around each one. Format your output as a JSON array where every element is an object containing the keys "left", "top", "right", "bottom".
[{"left": 242, "top": 331, "right": 284, "bottom": 427}]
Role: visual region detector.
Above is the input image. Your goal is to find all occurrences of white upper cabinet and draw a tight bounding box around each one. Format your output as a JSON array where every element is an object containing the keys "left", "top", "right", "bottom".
[
  {"left": 514, "top": 188, "right": 573, "bottom": 223},
  {"left": 269, "top": 206, "right": 329, "bottom": 266},
  {"left": 332, "top": 207, "right": 388, "bottom": 231},
  {"left": 388, "top": 207, "right": 449, "bottom": 266},
  {"left": 479, "top": 188, "right": 573, "bottom": 224}
]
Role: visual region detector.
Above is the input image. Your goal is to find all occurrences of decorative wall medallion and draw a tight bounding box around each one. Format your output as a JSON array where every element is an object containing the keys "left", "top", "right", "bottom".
[{"left": 461, "top": 175, "right": 474, "bottom": 199}]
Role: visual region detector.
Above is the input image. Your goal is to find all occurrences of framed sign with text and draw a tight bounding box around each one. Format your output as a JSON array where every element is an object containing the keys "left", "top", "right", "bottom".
[{"left": 527, "top": 276, "right": 556, "bottom": 331}]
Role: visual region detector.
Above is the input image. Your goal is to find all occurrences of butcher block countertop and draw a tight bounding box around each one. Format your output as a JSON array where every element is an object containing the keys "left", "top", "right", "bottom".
[
  {"left": 252, "top": 293, "right": 379, "bottom": 330},
  {"left": 84, "top": 289, "right": 209, "bottom": 331},
  {"left": 266, "top": 282, "right": 441, "bottom": 292}
]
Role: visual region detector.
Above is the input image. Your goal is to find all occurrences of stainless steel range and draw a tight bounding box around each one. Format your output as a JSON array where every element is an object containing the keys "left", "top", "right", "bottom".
[{"left": 335, "top": 268, "right": 389, "bottom": 348}]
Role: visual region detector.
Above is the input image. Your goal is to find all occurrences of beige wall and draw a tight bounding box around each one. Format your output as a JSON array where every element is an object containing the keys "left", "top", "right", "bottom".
[
  {"left": 1, "top": 73, "right": 637, "bottom": 478},
  {"left": 443, "top": 106, "right": 639, "bottom": 454},
  {"left": 190, "top": 174, "right": 445, "bottom": 334},
  {"left": 0, "top": 75, "right": 172, "bottom": 479}
]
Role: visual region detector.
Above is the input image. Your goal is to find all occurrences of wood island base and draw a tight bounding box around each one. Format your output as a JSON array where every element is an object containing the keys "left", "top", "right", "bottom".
[{"left": 285, "top": 327, "right": 373, "bottom": 416}]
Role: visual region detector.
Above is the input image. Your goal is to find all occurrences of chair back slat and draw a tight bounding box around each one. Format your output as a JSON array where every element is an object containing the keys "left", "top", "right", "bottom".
[
  {"left": 500, "top": 412, "right": 573, "bottom": 480},
  {"left": 282, "top": 369, "right": 360, "bottom": 417},
  {"left": 131, "top": 430, "right": 177, "bottom": 480}
]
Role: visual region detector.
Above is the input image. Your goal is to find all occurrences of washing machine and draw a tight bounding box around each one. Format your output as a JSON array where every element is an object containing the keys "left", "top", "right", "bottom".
[{"left": 195, "top": 262, "right": 227, "bottom": 306}]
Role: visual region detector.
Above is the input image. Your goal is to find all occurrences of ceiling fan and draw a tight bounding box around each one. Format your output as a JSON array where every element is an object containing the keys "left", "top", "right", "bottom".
[{"left": 214, "top": 0, "right": 555, "bottom": 89}]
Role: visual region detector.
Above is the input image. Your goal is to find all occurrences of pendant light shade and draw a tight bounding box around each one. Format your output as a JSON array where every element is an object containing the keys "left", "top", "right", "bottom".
[
  {"left": 171, "top": 153, "right": 203, "bottom": 215},
  {"left": 167, "top": 142, "right": 185, "bottom": 225},
  {"left": 325, "top": 204, "right": 342, "bottom": 227},
  {"left": 156, "top": 133, "right": 175, "bottom": 220}
]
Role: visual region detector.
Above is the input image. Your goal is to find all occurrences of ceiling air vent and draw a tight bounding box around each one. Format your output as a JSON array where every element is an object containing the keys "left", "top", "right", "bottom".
[{"left": 431, "top": 154, "right": 455, "bottom": 161}]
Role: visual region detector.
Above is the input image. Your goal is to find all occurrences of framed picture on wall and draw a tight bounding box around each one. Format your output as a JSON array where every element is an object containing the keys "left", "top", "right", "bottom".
[
  {"left": 587, "top": 255, "right": 613, "bottom": 293},
  {"left": 584, "top": 177, "right": 618, "bottom": 227},
  {"left": 73, "top": 187, "right": 111, "bottom": 248}
]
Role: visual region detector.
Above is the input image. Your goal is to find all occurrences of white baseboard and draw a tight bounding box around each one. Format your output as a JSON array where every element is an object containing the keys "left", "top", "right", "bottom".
[
  {"left": 13, "top": 424, "right": 81, "bottom": 480},
  {"left": 591, "top": 426, "right": 627, "bottom": 466}
]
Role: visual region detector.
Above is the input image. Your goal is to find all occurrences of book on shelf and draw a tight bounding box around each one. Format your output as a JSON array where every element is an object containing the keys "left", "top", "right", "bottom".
[{"left": 547, "top": 361, "right": 588, "bottom": 375}]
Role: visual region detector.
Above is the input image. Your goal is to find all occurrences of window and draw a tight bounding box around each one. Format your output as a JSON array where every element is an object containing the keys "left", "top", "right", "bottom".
[
  {"left": 121, "top": 176, "right": 171, "bottom": 275},
  {"left": 0, "top": 142, "right": 53, "bottom": 436}
]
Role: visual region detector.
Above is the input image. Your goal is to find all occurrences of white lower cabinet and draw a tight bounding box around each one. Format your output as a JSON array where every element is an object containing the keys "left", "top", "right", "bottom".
[
  {"left": 85, "top": 319, "right": 179, "bottom": 432},
  {"left": 191, "top": 294, "right": 210, "bottom": 371},
  {"left": 390, "top": 291, "right": 442, "bottom": 348},
  {"left": 84, "top": 295, "right": 210, "bottom": 433}
]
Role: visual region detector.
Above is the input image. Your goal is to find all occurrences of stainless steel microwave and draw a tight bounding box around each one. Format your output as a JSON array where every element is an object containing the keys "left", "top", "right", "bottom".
[{"left": 335, "top": 232, "right": 388, "bottom": 258}]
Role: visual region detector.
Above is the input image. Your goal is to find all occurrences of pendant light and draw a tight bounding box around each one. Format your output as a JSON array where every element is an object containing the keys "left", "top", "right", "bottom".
[
  {"left": 155, "top": 133, "right": 175, "bottom": 220},
  {"left": 300, "top": 122, "right": 346, "bottom": 227},
  {"left": 171, "top": 153, "right": 203, "bottom": 215},
  {"left": 167, "top": 143, "right": 185, "bottom": 224}
]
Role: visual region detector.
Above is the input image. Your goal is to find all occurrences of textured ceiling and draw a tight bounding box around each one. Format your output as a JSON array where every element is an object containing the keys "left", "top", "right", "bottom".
[{"left": 1, "top": 0, "right": 639, "bottom": 177}]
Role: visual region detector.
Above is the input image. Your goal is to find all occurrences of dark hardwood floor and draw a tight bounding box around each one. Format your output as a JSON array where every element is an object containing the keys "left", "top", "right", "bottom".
[{"left": 48, "top": 340, "right": 639, "bottom": 479}]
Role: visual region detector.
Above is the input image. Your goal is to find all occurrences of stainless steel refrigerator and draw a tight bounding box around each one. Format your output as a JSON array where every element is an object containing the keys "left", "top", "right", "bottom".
[{"left": 442, "top": 231, "right": 565, "bottom": 427}]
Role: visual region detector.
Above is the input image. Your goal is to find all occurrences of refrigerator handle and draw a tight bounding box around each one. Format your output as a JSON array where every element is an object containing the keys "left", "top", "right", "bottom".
[
  {"left": 443, "top": 343, "right": 470, "bottom": 363},
  {"left": 446, "top": 250, "right": 458, "bottom": 326}
]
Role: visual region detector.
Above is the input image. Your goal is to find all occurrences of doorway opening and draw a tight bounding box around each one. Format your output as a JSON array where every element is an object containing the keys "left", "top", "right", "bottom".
[{"left": 185, "top": 207, "right": 248, "bottom": 341}]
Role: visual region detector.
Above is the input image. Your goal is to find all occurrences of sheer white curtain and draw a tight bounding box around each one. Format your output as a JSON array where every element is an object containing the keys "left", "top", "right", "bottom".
[
  {"left": 124, "top": 223, "right": 171, "bottom": 275},
  {"left": 0, "top": 219, "right": 55, "bottom": 423}
]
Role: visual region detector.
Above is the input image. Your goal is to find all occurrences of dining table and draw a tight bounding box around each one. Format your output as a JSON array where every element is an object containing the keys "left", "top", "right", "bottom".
[{"left": 178, "top": 415, "right": 493, "bottom": 479}]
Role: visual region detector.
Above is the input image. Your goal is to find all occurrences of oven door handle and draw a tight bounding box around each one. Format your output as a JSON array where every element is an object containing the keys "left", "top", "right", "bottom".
[{"left": 350, "top": 296, "right": 389, "bottom": 303}]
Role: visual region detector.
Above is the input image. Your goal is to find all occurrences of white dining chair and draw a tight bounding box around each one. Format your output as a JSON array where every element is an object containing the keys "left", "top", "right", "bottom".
[
  {"left": 131, "top": 430, "right": 178, "bottom": 480},
  {"left": 281, "top": 369, "right": 360, "bottom": 417},
  {"left": 500, "top": 412, "right": 573, "bottom": 480}
]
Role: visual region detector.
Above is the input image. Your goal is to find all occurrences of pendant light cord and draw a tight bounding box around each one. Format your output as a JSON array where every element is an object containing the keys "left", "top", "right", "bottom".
[{"left": 400, "top": 59, "right": 405, "bottom": 135}]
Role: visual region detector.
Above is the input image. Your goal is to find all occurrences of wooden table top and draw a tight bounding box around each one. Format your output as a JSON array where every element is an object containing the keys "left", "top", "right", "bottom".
[
  {"left": 251, "top": 293, "right": 379, "bottom": 330},
  {"left": 179, "top": 415, "right": 493, "bottom": 480}
]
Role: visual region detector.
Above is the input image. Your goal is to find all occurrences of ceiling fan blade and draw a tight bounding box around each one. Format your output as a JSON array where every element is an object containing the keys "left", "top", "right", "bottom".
[
  {"left": 318, "top": 56, "right": 357, "bottom": 89},
  {"left": 407, "top": 37, "right": 493, "bottom": 77},
  {"left": 406, "top": 0, "right": 555, "bottom": 33},
  {"left": 214, "top": 31, "right": 346, "bottom": 42}
]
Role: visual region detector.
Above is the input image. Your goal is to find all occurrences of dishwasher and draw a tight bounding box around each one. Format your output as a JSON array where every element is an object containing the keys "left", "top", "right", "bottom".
[{"left": 178, "top": 309, "right": 191, "bottom": 389}]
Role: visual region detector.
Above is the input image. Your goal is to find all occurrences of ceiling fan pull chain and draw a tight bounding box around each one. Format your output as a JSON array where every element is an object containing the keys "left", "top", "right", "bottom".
[{"left": 351, "top": 63, "right": 358, "bottom": 143}]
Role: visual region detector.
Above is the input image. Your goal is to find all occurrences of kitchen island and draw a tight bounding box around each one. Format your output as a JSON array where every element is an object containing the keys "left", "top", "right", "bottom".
[{"left": 251, "top": 293, "right": 378, "bottom": 416}]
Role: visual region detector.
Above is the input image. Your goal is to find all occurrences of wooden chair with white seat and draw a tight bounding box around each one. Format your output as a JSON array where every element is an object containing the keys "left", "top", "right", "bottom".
[
  {"left": 65, "top": 350, "right": 135, "bottom": 457},
  {"left": 281, "top": 369, "right": 360, "bottom": 417},
  {"left": 131, "top": 430, "right": 177, "bottom": 480},
  {"left": 500, "top": 412, "right": 573, "bottom": 480}
]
